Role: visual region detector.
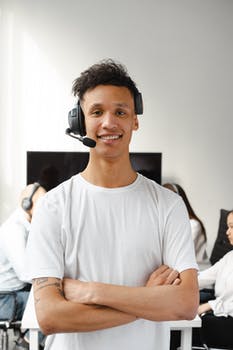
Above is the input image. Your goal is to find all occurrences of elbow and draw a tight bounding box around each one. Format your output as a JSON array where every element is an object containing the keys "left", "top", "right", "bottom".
[
  {"left": 36, "top": 304, "right": 63, "bottom": 335},
  {"left": 37, "top": 312, "right": 57, "bottom": 335},
  {"left": 39, "top": 325, "right": 53, "bottom": 336},
  {"left": 177, "top": 304, "right": 198, "bottom": 321},
  {"left": 175, "top": 293, "right": 199, "bottom": 321}
]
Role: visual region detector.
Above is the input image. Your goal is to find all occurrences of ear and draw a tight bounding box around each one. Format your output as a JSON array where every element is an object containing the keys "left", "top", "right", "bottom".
[{"left": 133, "top": 116, "right": 139, "bottom": 131}]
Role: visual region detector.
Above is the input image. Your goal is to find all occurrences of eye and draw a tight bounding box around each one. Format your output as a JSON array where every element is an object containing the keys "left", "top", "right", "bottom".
[
  {"left": 91, "top": 110, "right": 102, "bottom": 117},
  {"left": 116, "top": 109, "right": 126, "bottom": 117}
]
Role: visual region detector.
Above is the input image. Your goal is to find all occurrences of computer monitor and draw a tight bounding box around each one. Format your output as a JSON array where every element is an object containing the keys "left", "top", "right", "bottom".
[{"left": 26, "top": 151, "right": 162, "bottom": 191}]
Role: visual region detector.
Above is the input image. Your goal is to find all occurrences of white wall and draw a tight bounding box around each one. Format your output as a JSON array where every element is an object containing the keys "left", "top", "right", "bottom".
[{"left": 1, "top": 0, "right": 233, "bottom": 255}]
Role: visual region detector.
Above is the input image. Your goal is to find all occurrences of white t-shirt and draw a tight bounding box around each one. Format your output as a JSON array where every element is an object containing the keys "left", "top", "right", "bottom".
[
  {"left": 0, "top": 208, "right": 30, "bottom": 291},
  {"left": 26, "top": 173, "right": 198, "bottom": 350},
  {"left": 198, "top": 250, "right": 233, "bottom": 317}
]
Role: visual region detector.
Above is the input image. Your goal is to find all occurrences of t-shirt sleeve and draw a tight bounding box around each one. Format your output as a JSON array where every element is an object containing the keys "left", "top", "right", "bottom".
[
  {"left": 162, "top": 197, "right": 198, "bottom": 272},
  {"left": 25, "top": 193, "right": 65, "bottom": 281}
]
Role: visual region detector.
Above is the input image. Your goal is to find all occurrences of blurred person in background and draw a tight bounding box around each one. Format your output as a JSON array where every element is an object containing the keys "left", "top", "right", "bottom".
[
  {"left": 0, "top": 183, "right": 46, "bottom": 349},
  {"left": 163, "top": 183, "right": 209, "bottom": 271}
]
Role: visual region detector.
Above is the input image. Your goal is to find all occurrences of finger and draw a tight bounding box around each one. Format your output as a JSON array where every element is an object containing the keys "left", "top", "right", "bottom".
[
  {"left": 149, "top": 268, "right": 176, "bottom": 285},
  {"left": 151, "top": 265, "right": 169, "bottom": 277},
  {"left": 172, "top": 278, "right": 181, "bottom": 285},
  {"left": 165, "top": 270, "right": 179, "bottom": 284},
  {"left": 149, "top": 265, "right": 170, "bottom": 279},
  {"left": 147, "top": 270, "right": 174, "bottom": 287}
]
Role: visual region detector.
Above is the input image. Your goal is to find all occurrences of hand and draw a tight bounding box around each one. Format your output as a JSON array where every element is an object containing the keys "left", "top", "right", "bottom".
[
  {"left": 145, "top": 265, "right": 180, "bottom": 287},
  {"left": 198, "top": 302, "right": 212, "bottom": 316},
  {"left": 63, "top": 278, "right": 93, "bottom": 304}
]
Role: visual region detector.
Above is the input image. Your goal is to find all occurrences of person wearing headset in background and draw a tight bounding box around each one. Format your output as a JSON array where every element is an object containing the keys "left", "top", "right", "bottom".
[
  {"left": 0, "top": 183, "right": 46, "bottom": 349},
  {"left": 191, "top": 210, "right": 233, "bottom": 349},
  {"left": 25, "top": 59, "right": 199, "bottom": 350},
  {"left": 163, "top": 183, "right": 210, "bottom": 271}
]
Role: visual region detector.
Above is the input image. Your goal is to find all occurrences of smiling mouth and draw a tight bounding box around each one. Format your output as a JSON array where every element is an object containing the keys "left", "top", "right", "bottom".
[{"left": 97, "top": 135, "right": 122, "bottom": 140}]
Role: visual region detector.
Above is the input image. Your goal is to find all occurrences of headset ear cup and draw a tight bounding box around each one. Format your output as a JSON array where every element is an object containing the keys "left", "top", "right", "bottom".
[
  {"left": 77, "top": 103, "right": 86, "bottom": 137},
  {"left": 21, "top": 198, "right": 32, "bottom": 211},
  {"left": 21, "top": 182, "right": 40, "bottom": 213},
  {"left": 135, "top": 92, "right": 143, "bottom": 115},
  {"left": 68, "top": 102, "right": 86, "bottom": 136},
  {"left": 68, "top": 107, "right": 79, "bottom": 134}
]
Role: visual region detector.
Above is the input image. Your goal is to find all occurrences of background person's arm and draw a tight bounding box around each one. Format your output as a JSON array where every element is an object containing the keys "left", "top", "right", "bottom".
[
  {"left": 3, "top": 223, "right": 28, "bottom": 281},
  {"left": 198, "top": 257, "right": 225, "bottom": 289},
  {"left": 198, "top": 302, "right": 212, "bottom": 315}
]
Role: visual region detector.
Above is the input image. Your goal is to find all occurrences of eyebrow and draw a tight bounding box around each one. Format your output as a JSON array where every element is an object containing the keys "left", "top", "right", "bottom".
[
  {"left": 114, "top": 102, "right": 130, "bottom": 108},
  {"left": 89, "top": 102, "right": 131, "bottom": 110},
  {"left": 89, "top": 103, "right": 102, "bottom": 109}
]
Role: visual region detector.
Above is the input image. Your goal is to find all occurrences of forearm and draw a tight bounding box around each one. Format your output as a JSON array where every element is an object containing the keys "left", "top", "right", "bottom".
[
  {"left": 87, "top": 269, "right": 199, "bottom": 321},
  {"left": 92, "top": 284, "right": 196, "bottom": 321},
  {"left": 39, "top": 301, "right": 136, "bottom": 335},
  {"left": 198, "top": 302, "right": 212, "bottom": 316},
  {"left": 33, "top": 278, "right": 136, "bottom": 335}
]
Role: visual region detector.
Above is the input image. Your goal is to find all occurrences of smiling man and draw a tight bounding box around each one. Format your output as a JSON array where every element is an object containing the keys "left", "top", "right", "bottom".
[{"left": 26, "top": 59, "right": 199, "bottom": 350}]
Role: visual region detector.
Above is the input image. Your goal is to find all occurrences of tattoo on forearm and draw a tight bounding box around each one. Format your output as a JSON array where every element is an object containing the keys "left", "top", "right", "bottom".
[
  {"left": 35, "top": 282, "right": 61, "bottom": 291},
  {"left": 35, "top": 277, "right": 48, "bottom": 285},
  {"left": 33, "top": 278, "right": 64, "bottom": 301}
]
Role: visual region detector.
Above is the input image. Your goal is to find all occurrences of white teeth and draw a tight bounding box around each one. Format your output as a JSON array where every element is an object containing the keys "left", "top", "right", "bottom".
[{"left": 101, "top": 135, "right": 120, "bottom": 140}]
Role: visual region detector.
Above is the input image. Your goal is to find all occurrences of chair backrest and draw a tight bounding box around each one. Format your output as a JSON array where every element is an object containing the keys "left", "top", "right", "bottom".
[
  {"left": 0, "top": 320, "right": 21, "bottom": 330},
  {"left": 210, "top": 209, "right": 233, "bottom": 265},
  {"left": 0, "top": 292, "right": 16, "bottom": 322}
]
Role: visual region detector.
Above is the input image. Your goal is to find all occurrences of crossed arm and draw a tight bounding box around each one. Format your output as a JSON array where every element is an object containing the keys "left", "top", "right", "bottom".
[{"left": 33, "top": 265, "right": 198, "bottom": 335}]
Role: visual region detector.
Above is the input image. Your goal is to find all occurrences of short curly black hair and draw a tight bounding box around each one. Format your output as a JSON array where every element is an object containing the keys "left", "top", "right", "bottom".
[{"left": 72, "top": 59, "right": 140, "bottom": 101}]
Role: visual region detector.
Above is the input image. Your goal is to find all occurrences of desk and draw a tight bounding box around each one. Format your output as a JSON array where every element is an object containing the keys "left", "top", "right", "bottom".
[
  {"left": 22, "top": 291, "right": 201, "bottom": 350},
  {"left": 168, "top": 316, "right": 201, "bottom": 350},
  {"left": 21, "top": 291, "right": 39, "bottom": 350}
]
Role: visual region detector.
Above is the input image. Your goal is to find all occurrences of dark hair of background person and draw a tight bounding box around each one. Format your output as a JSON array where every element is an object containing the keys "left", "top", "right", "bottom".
[
  {"left": 72, "top": 58, "right": 140, "bottom": 101},
  {"left": 163, "top": 183, "right": 207, "bottom": 242}
]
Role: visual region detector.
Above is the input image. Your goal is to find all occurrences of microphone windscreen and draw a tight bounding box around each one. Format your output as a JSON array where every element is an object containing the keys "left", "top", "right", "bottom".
[{"left": 83, "top": 137, "right": 96, "bottom": 148}]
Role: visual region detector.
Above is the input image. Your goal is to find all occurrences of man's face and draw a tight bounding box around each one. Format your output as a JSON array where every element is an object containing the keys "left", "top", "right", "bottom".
[{"left": 81, "top": 85, "right": 139, "bottom": 160}]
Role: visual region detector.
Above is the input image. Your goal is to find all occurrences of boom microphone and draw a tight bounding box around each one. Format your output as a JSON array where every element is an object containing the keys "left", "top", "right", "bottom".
[{"left": 65, "top": 128, "right": 96, "bottom": 148}]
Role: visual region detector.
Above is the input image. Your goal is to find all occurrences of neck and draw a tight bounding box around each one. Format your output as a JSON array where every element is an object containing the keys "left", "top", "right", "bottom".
[{"left": 82, "top": 154, "right": 137, "bottom": 188}]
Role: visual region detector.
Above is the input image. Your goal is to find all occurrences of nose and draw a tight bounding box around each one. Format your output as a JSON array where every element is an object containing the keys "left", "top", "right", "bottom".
[{"left": 101, "top": 112, "right": 118, "bottom": 129}]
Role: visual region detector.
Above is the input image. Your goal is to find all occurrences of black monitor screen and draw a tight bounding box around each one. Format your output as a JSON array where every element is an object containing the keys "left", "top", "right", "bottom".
[{"left": 26, "top": 151, "right": 162, "bottom": 191}]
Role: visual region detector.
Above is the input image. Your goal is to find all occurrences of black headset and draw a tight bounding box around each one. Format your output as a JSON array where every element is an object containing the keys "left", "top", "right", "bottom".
[
  {"left": 68, "top": 91, "right": 143, "bottom": 136},
  {"left": 21, "top": 182, "right": 40, "bottom": 212}
]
